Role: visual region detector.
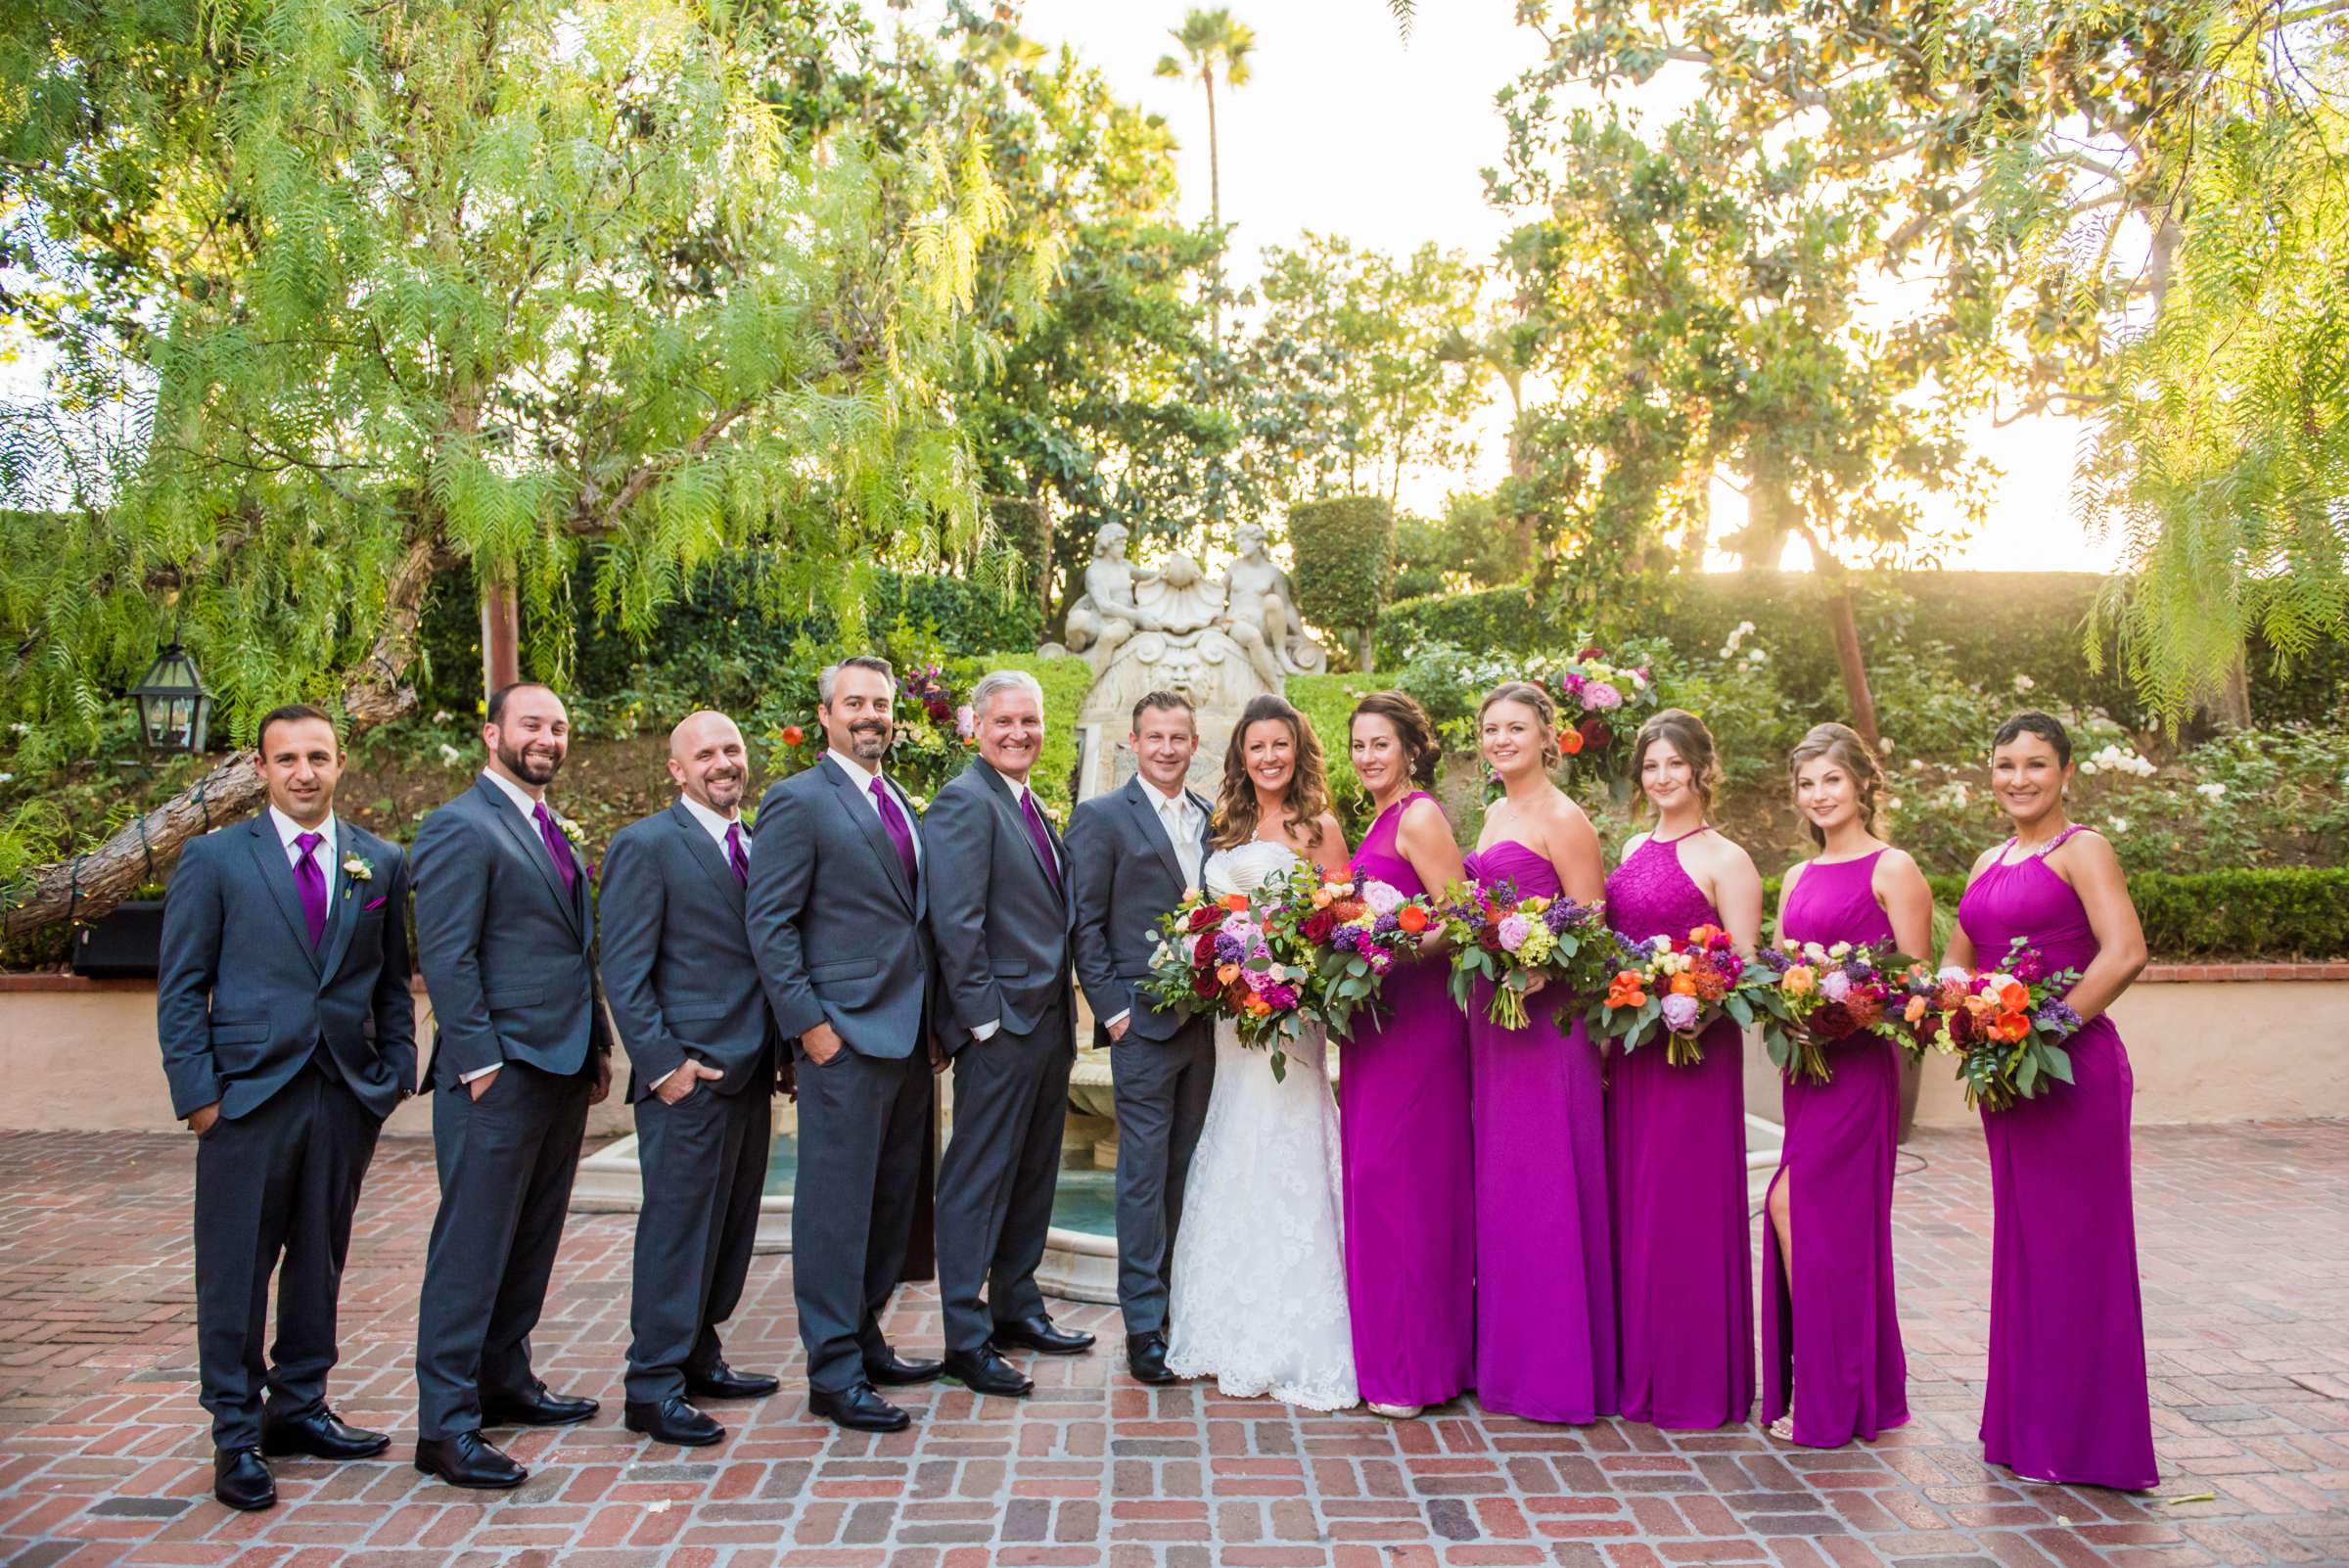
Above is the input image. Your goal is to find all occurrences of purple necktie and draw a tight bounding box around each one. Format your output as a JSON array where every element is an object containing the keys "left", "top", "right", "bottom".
[
  {"left": 869, "top": 777, "right": 918, "bottom": 888},
  {"left": 532, "top": 802, "right": 578, "bottom": 896},
  {"left": 293, "top": 831, "right": 328, "bottom": 949},
  {"left": 725, "top": 820, "right": 749, "bottom": 886},
  {"left": 1019, "top": 788, "right": 1062, "bottom": 894}
]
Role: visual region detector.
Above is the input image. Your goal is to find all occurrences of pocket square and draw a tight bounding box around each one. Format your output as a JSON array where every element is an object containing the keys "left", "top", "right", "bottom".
[{"left": 364, "top": 896, "right": 389, "bottom": 911}]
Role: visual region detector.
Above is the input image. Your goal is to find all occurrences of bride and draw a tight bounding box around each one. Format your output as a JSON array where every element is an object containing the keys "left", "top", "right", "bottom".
[{"left": 1165, "top": 694, "right": 1359, "bottom": 1410}]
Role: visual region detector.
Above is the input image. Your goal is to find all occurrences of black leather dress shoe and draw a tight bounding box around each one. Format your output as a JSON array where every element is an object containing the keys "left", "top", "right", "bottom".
[
  {"left": 992, "top": 1313, "right": 1096, "bottom": 1357},
  {"left": 808, "top": 1383, "right": 911, "bottom": 1433},
  {"left": 481, "top": 1383, "right": 599, "bottom": 1427},
  {"left": 863, "top": 1349, "right": 945, "bottom": 1387},
  {"left": 1126, "top": 1331, "right": 1175, "bottom": 1385},
  {"left": 212, "top": 1447, "right": 275, "bottom": 1510},
  {"left": 685, "top": 1361, "right": 780, "bottom": 1401},
  {"left": 623, "top": 1395, "right": 725, "bottom": 1447},
  {"left": 413, "top": 1430, "right": 528, "bottom": 1489},
  {"left": 260, "top": 1405, "right": 392, "bottom": 1460},
  {"left": 942, "top": 1345, "right": 1035, "bottom": 1397}
]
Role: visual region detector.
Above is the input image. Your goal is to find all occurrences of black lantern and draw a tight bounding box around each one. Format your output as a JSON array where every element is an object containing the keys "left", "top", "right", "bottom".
[{"left": 130, "top": 640, "right": 214, "bottom": 754}]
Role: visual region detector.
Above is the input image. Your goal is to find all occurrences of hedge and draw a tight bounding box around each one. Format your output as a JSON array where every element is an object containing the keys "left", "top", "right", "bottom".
[
  {"left": 1377, "top": 571, "right": 2349, "bottom": 727},
  {"left": 1288, "top": 497, "right": 1396, "bottom": 667}
]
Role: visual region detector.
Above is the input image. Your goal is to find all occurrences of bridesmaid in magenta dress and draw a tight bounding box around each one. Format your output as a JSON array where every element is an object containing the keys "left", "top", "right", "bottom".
[
  {"left": 1763, "top": 722, "right": 1930, "bottom": 1448},
  {"left": 1605, "top": 709, "right": 1764, "bottom": 1430},
  {"left": 1462, "top": 681, "right": 1615, "bottom": 1422},
  {"left": 1341, "top": 693, "right": 1474, "bottom": 1419},
  {"left": 1945, "top": 712, "right": 2156, "bottom": 1490}
]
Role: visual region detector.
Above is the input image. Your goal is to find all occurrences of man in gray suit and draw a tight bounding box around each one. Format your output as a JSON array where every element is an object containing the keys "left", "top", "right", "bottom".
[
  {"left": 410, "top": 681, "right": 612, "bottom": 1489},
  {"left": 1062, "top": 690, "right": 1215, "bottom": 1385},
  {"left": 601, "top": 710, "right": 780, "bottom": 1449},
  {"left": 924, "top": 670, "right": 1092, "bottom": 1398},
  {"left": 158, "top": 705, "right": 416, "bottom": 1511},
  {"left": 747, "top": 656, "right": 944, "bottom": 1433}
]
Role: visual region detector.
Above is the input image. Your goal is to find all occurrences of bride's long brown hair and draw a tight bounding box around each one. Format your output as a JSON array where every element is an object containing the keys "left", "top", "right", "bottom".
[{"left": 1212, "top": 694, "right": 1333, "bottom": 851}]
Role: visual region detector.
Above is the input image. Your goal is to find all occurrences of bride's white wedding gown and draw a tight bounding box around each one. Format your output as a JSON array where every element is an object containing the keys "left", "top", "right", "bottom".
[{"left": 1164, "top": 839, "right": 1359, "bottom": 1411}]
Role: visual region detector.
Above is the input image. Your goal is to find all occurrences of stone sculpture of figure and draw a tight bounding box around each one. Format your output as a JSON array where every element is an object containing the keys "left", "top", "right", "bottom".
[
  {"left": 1221, "top": 522, "right": 1326, "bottom": 685},
  {"left": 1063, "top": 525, "right": 1160, "bottom": 667}
]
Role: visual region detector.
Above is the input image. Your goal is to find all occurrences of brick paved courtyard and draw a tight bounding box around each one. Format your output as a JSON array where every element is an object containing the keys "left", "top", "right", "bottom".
[{"left": 1, "top": 1122, "right": 2345, "bottom": 1568}]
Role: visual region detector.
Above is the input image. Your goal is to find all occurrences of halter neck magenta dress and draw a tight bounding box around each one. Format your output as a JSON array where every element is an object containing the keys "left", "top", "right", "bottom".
[
  {"left": 1460, "top": 838, "right": 1616, "bottom": 1422},
  {"left": 1958, "top": 825, "right": 2156, "bottom": 1490},
  {"left": 1604, "top": 828, "right": 1754, "bottom": 1429},
  {"left": 1342, "top": 793, "right": 1475, "bottom": 1409},
  {"left": 1762, "top": 851, "right": 1911, "bottom": 1447}
]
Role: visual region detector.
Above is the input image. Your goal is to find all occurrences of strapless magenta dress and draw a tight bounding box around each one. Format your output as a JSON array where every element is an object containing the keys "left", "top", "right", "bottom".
[
  {"left": 1603, "top": 830, "right": 1754, "bottom": 1430},
  {"left": 1958, "top": 826, "right": 2156, "bottom": 1489},
  {"left": 1461, "top": 840, "right": 1615, "bottom": 1422},
  {"left": 1341, "top": 793, "right": 1474, "bottom": 1408},
  {"left": 1762, "top": 851, "right": 1910, "bottom": 1447}
]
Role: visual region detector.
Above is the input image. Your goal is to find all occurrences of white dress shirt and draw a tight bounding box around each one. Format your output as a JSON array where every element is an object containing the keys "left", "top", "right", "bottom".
[
  {"left": 1106, "top": 779, "right": 1203, "bottom": 1034},
  {"left": 826, "top": 749, "right": 922, "bottom": 870},
  {"left": 463, "top": 767, "right": 558, "bottom": 1084},
  {"left": 268, "top": 806, "right": 338, "bottom": 875}
]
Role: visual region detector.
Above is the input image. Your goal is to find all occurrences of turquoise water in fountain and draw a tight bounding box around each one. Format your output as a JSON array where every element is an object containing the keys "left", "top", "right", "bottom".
[{"left": 762, "top": 1132, "right": 1119, "bottom": 1236}]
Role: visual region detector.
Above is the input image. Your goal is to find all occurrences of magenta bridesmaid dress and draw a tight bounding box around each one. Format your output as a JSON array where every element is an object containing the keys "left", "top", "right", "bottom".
[
  {"left": 1762, "top": 851, "right": 1911, "bottom": 1447},
  {"left": 1460, "top": 839, "right": 1615, "bottom": 1423},
  {"left": 1958, "top": 825, "right": 2157, "bottom": 1490},
  {"left": 1604, "top": 828, "right": 1754, "bottom": 1430},
  {"left": 1341, "top": 792, "right": 1475, "bottom": 1408}
]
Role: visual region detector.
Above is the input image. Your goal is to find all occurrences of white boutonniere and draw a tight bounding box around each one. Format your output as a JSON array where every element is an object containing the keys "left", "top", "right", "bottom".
[
  {"left": 342, "top": 854, "right": 374, "bottom": 898},
  {"left": 554, "top": 811, "right": 586, "bottom": 848}
]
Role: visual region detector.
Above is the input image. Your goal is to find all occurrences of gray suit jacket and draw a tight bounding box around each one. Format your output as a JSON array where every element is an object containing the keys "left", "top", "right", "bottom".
[
  {"left": 1065, "top": 775, "right": 1215, "bottom": 1045},
  {"left": 156, "top": 814, "right": 417, "bottom": 1121},
  {"left": 599, "top": 800, "right": 775, "bottom": 1101},
  {"left": 746, "top": 756, "right": 935, "bottom": 1060},
  {"left": 412, "top": 775, "right": 610, "bottom": 1090},
  {"left": 923, "top": 759, "right": 1076, "bottom": 1051}
]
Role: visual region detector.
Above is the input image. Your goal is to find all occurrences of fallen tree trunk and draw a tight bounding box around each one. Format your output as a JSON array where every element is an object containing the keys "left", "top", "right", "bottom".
[{"left": 2, "top": 536, "right": 441, "bottom": 941}]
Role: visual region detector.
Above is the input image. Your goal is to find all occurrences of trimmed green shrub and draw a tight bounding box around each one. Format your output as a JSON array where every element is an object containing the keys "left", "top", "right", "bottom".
[{"left": 1288, "top": 497, "right": 1397, "bottom": 669}]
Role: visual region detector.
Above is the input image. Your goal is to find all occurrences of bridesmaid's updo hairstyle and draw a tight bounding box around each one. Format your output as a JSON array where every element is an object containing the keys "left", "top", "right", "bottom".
[
  {"left": 1214, "top": 693, "right": 1333, "bottom": 852},
  {"left": 1477, "top": 680, "right": 1562, "bottom": 767},
  {"left": 1993, "top": 710, "right": 2072, "bottom": 766},
  {"left": 1351, "top": 690, "right": 1440, "bottom": 789},
  {"left": 1630, "top": 708, "right": 1723, "bottom": 817},
  {"left": 1787, "top": 721, "right": 1885, "bottom": 848}
]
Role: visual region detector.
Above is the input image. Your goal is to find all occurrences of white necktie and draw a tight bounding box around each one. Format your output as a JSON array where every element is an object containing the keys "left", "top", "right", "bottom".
[{"left": 1164, "top": 798, "right": 1201, "bottom": 889}]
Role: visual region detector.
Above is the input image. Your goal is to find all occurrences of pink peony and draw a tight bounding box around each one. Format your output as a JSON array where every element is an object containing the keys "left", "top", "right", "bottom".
[
  {"left": 1361, "top": 880, "right": 1405, "bottom": 916},
  {"left": 1585, "top": 681, "right": 1624, "bottom": 711},
  {"left": 1660, "top": 993, "right": 1701, "bottom": 1033},
  {"left": 954, "top": 704, "right": 976, "bottom": 740},
  {"left": 1819, "top": 969, "right": 1853, "bottom": 1002},
  {"left": 1497, "top": 913, "right": 1533, "bottom": 953}
]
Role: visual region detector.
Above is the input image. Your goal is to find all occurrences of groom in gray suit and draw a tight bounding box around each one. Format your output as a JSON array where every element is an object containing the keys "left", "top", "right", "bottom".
[
  {"left": 600, "top": 710, "right": 780, "bottom": 1449},
  {"left": 747, "top": 655, "right": 944, "bottom": 1433},
  {"left": 157, "top": 705, "right": 415, "bottom": 1511},
  {"left": 411, "top": 681, "right": 612, "bottom": 1489},
  {"left": 925, "top": 670, "right": 1092, "bottom": 1398},
  {"left": 1063, "top": 690, "right": 1215, "bottom": 1385}
]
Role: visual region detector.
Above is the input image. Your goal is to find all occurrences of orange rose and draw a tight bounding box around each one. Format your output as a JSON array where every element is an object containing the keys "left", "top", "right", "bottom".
[
  {"left": 1397, "top": 904, "right": 1429, "bottom": 934},
  {"left": 1903, "top": 994, "right": 1929, "bottom": 1025},
  {"left": 1688, "top": 924, "right": 1722, "bottom": 946},
  {"left": 1217, "top": 963, "right": 1241, "bottom": 985},
  {"left": 1606, "top": 972, "right": 1647, "bottom": 1009},
  {"left": 1560, "top": 727, "right": 1586, "bottom": 755},
  {"left": 1670, "top": 971, "right": 1699, "bottom": 996},
  {"left": 1221, "top": 893, "right": 1250, "bottom": 912}
]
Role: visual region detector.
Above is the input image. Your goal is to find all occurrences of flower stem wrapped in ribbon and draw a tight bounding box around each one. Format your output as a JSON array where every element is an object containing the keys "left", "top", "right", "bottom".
[
  {"left": 1440, "top": 878, "right": 1611, "bottom": 1032},
  {"left": 1893, "top": 937, "right": 2085, "bottom": 1111},
  {"left": 1586, "top": 924, "right": 1766, "bottom": 1067},
  {"left": 1746, "top": 941, "right": 1926, "bottom": 1084}
]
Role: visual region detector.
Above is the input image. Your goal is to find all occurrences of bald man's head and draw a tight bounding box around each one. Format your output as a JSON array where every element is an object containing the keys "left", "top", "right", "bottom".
[{"left": 668, "top": 710, "right": 749, "bottom": 815}]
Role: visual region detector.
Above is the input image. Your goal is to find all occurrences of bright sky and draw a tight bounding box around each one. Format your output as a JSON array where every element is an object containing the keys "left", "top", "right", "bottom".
[{"left": 1004, "top": 0, "right": 2119, "bottom": 576}]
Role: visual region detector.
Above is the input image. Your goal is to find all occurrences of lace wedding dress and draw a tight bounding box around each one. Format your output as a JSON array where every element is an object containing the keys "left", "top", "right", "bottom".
[{"left": 1163, "top": 839, "right": 1359, "bottom": 1410}]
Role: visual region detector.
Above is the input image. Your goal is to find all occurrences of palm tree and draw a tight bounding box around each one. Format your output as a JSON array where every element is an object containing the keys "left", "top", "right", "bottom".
[{"left": 1155, "top": 8, "right": 1256, "bottom": 344}]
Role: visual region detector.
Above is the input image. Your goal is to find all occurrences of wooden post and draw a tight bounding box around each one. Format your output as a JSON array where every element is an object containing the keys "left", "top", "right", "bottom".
[{"left": 481, "top": 576, "right": 520, "bottom": 700}]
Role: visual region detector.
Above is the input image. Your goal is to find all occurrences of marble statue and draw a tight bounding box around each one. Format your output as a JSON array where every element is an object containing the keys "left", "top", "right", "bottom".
[{"left": 1221, "top": 522, "right": 1327, "bottom": 685}]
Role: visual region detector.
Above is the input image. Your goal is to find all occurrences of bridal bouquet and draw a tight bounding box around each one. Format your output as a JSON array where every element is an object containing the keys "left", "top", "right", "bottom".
[
  {"left": 1440, "top": 880, "right": 1612, "bottom": 1031},
  {"left": 1586, "top": 924, "right": 1768, "bottom": 1067},
  {"left": 1896, "top": 939, "right": 2086, "bottom": 1111},
  {"left": 1747, "top": 941, "right": 1925, "bottom": 1084}
]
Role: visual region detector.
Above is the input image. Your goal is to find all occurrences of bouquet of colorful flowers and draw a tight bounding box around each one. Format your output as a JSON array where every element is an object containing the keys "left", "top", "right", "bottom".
[
  {"left": 1586, "top": 924, "right": 1764, "bottom": 1067},
  {"left": 1288, "top": 867, "right": 1437, "bottom": 1044},
  {"left": 1440, "top": 880, "right": 1613, "bottom": 1032},
  {"left": 1895, "top": 939, "right": 2086, "bottom": 1111},
  {"left": 1536, "top": 645, "right": 1660, "bottom": 772},
  {"left": 1747, "top": 941, "right": 1925, "bottom": 1084}
]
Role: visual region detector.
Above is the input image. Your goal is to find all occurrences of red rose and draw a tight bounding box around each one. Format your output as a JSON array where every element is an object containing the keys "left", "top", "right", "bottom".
[
  {"left": 1302, "top": 909, "right": 1337, "bottom": 945},
  {"left": 1193, "top": 932, "right": 1218, "bottom": 964},
  {"left": 925, "top": 696, "right": 951, "bottom": 721},
  {"left": 1579, "top": 716, "right": 1613, "bottom": 752},
  {"left": 1810, "top": 1000, "right": 1857, "bottom": 1041},
  {"left": 1947, "top": 1005, "right": 1977, "bottom": 1047},
  {"left": 1188, "top": 904, "right": 1221, "bottom": 932},
  {"left": 1578, "top": 646, "right": 1604, "bottom": 661},
  {"left": 1191, "top": 969, "right": 1221, "bottom": 998},
  {"left": 1477, "top": 924, "right": 1503, "bottom": 952}
]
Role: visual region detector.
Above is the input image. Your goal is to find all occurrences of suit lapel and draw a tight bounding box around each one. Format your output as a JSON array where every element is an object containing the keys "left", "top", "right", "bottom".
[
  {"left": 245, "top": 816, "right": 323, "bottom": 976},
  {"left": 1125, "top": 778, "right": 1187, "bottom": 892},
  {"left": 825, "top": 758, "right": 915, "bottom": 915},
  {"left": 476, "top": 776, "right": 582, "bottom": 938},
  {"left": 975, "top": 761, "right": 1061, "bottom": 900},
  {"left": 671, "top": 801, "right": 746, "bottom": 914},
  {"left": 313, "top": 819, "right": 363, "bottom": 987}
]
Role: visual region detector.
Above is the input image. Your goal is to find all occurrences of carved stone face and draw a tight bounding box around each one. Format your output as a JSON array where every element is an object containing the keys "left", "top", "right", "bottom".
[
  {"left": 1234, "top": 523, "right": 1267, "bottom": 558},
  {"left": 1096, "top": 524, "right": 1129, "bottom": 560}
]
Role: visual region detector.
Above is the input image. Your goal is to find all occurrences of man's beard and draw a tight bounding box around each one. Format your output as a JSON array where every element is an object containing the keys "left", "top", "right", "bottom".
[
  {"left": 699, "top": 769, "right": 745, "bottom": 809},
  {"left": 497, "top": 736, "right": 561, "bottom": 785},
  {"left": 845, "top": 719, "right": 891, "bottom": 761}
]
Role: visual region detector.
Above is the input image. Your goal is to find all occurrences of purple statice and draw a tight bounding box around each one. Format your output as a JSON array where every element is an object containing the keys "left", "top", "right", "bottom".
[
  {"left": 1843, "top": 958, "right": 1873, "bottom": 983},
  {"left": 1214, "top": 932, "right": 1246, "bottom": 963},
  {"left": 1543, "top": 898, "right": 1589, "bottom": 934},
  {"left": 1749, "top": 946, "right": 1794, "bottom": 979},
  {"left": 1371, "top": 911, "right": 1402, "bottom": 937},
  {"left": 2034, "top": 998, "right": 2084, "bottom": 1038}
]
